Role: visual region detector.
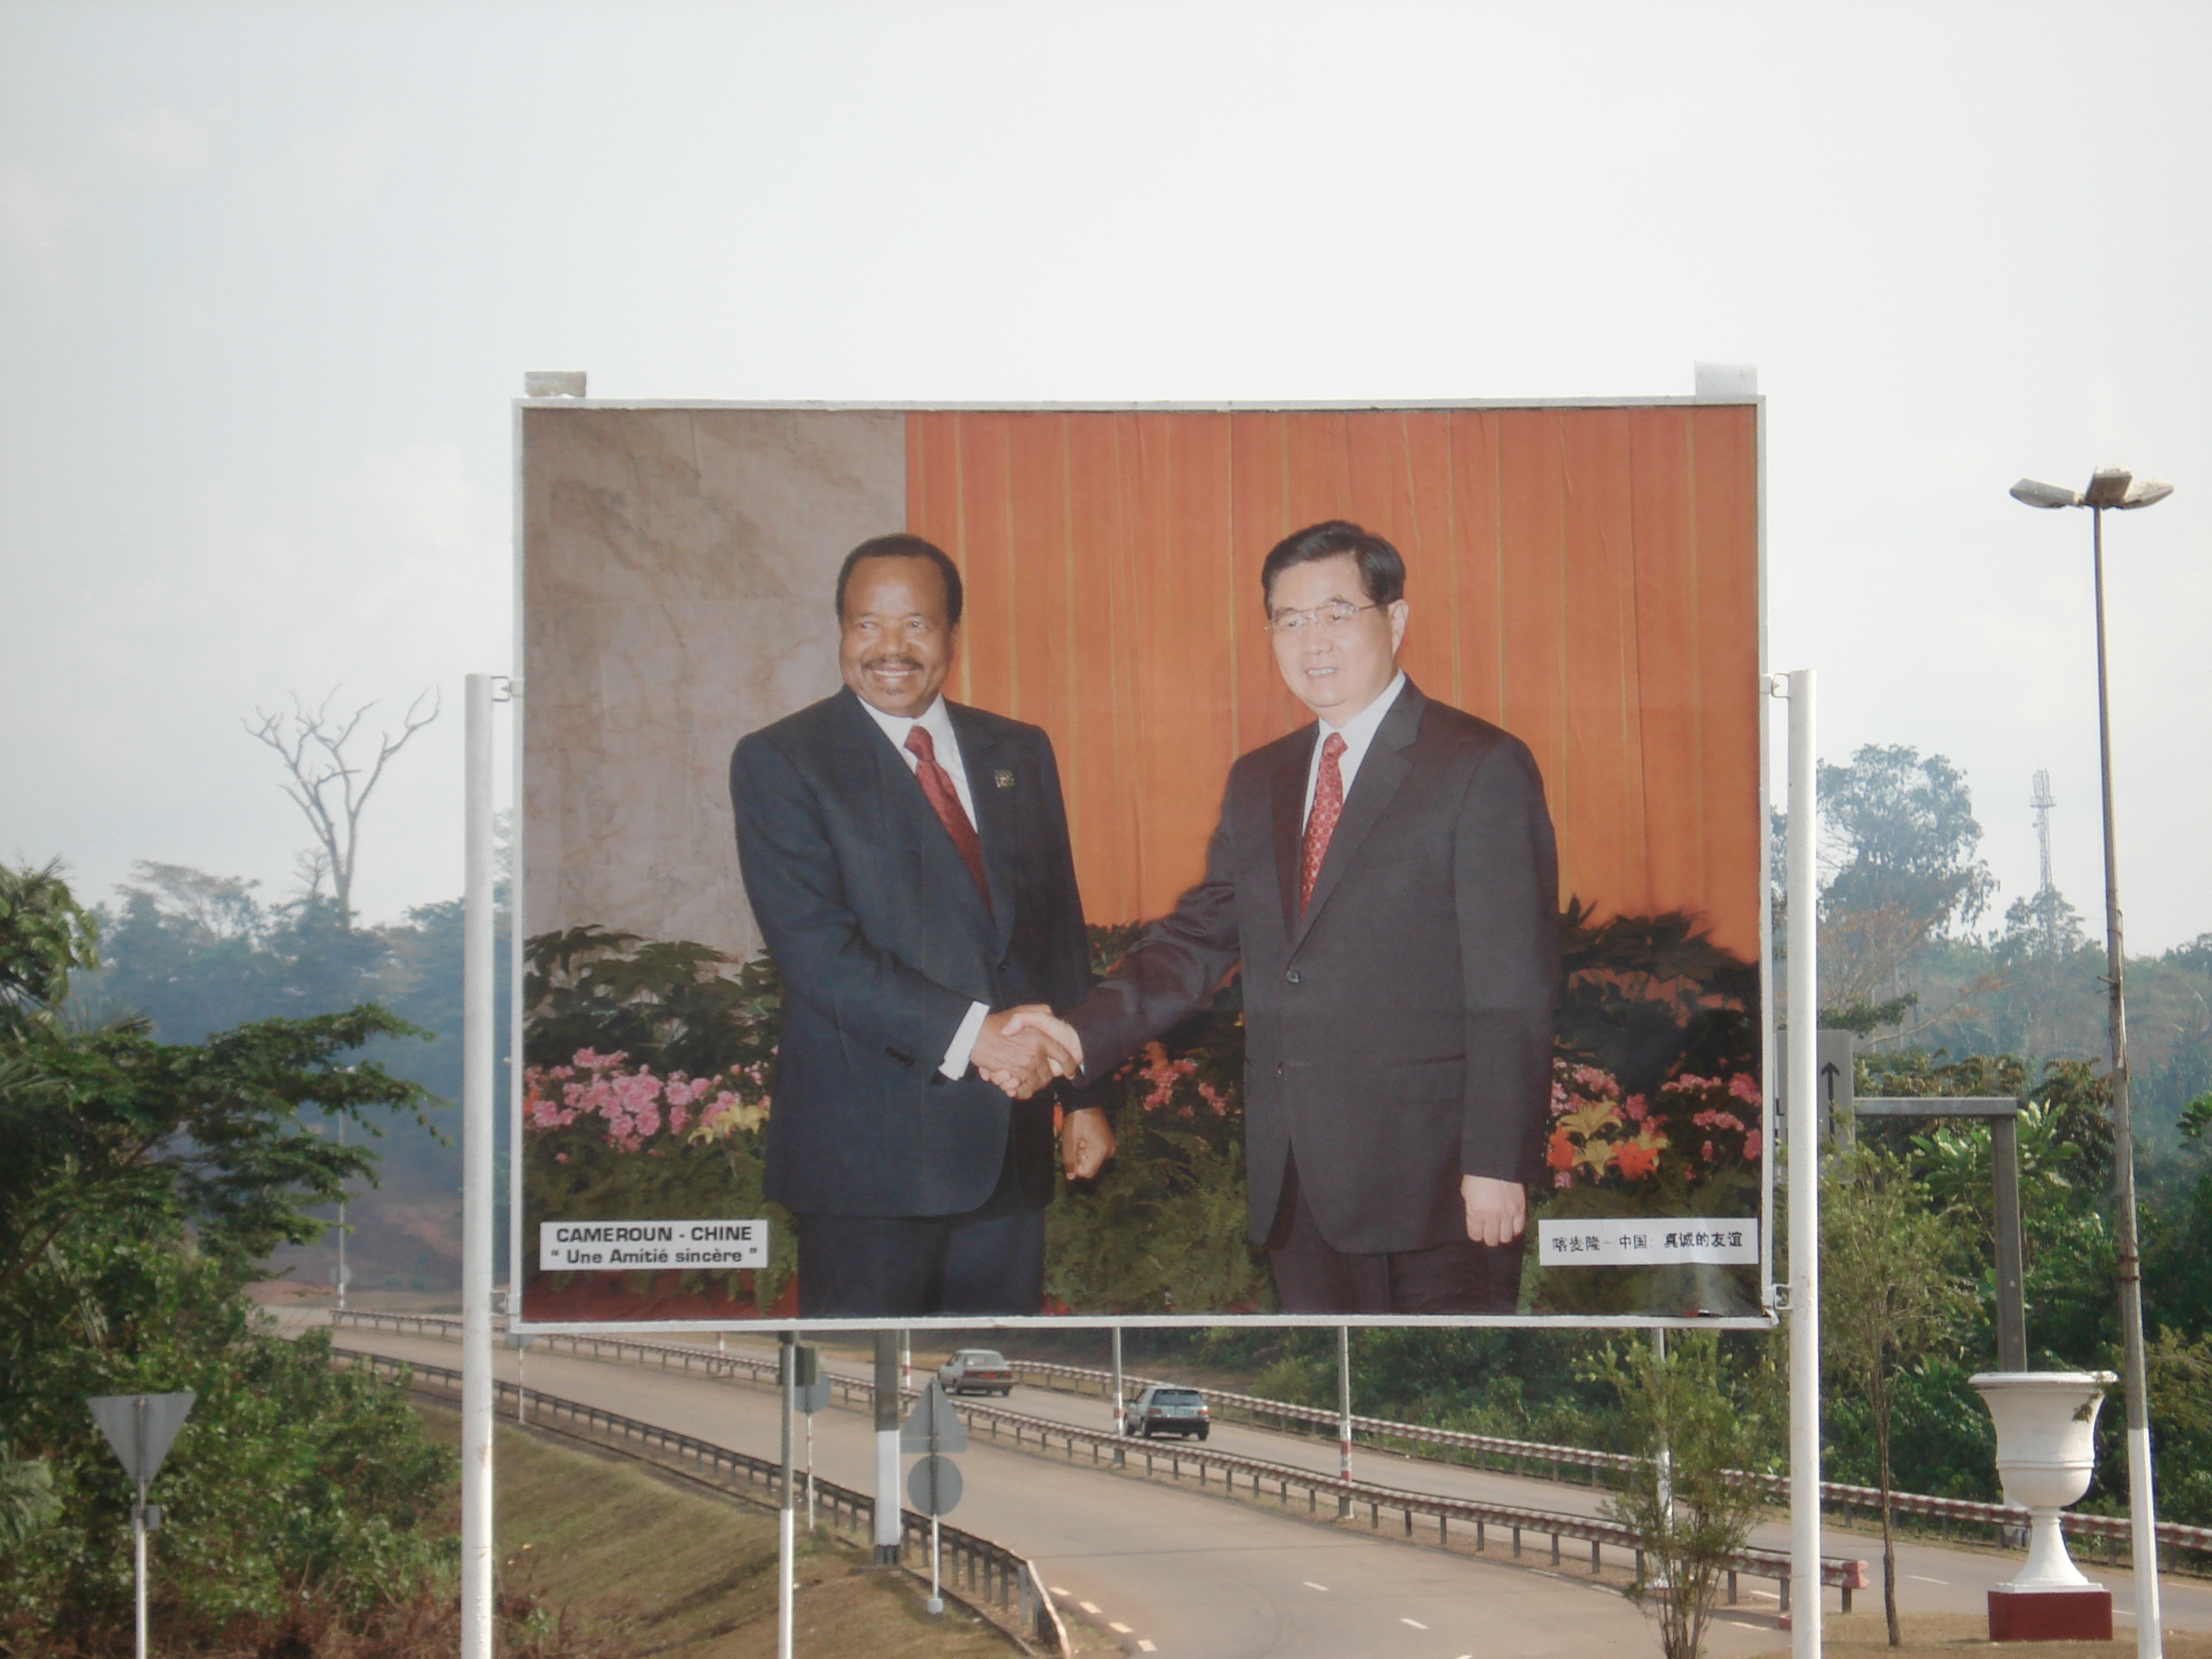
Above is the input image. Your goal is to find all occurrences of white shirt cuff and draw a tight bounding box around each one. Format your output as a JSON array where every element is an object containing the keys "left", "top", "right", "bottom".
[{"left": 941, "top": 1000, "right": 991, "bottom": 1079}]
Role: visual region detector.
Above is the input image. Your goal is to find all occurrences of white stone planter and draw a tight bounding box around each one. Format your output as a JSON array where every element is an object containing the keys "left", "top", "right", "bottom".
[{"left": 1970, "top": 1371, "right": 2118, "bottom": 1590}]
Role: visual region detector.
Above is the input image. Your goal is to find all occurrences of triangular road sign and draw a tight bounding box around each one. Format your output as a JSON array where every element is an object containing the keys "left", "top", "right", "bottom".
[
  {"left": 87, "top": 1393, "right": 197, "bottom": 1487},
  {"left": 898, "top": 1379, "right": 969, "bottom": 1453}
]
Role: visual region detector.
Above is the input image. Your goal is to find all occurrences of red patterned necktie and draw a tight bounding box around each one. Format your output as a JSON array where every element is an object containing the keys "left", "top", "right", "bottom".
[
  {"left": 1299, "top": 731, "right": 1347, "bottom": 914},
  {"left": 905, "top": 726, "right": 992, "bottom": 913}
]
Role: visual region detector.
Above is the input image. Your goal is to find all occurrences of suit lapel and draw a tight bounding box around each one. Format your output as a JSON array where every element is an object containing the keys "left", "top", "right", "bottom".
[
  {"left": 1271, "top": 731, "right": 1313, "bottom": 942},
  {"left": 1290, "top": 680, "right": 1425, "bottom": 951},
  {"left": 947, "top": 703, "right": 1017, "bottom": 958},
  {"left": 837, "top": 691, "right": 996, "bottom": 943}
]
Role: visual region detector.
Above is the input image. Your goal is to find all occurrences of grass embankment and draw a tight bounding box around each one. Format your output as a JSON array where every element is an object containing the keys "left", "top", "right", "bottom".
[
  {"left": 415, "top": 1403, "right": 1016, "bottom": 1658},
  {"left": 1749, "top": 1612, "right": 2212, "bottom": 1657}
]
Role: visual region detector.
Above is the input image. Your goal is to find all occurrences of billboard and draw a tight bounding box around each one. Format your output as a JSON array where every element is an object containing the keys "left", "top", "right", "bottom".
[{"left": 512, "top": 400, "right": 1770, "bottom": 1331}]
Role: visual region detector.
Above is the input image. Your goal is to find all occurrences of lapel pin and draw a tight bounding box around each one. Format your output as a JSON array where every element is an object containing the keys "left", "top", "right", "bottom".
[{"left": 994, "top": 768, "right": 1015, "bottom": 789}]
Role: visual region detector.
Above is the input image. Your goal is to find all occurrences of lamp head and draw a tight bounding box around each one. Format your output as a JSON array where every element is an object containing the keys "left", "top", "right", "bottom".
[
  {"left": 2119, "top": 478, "right": 2174, "bottom": 510},
  {"left": 2010, "top": 478, "right": 2081, "bottom": 510},
  {"left": 2082, "top": 467, "right": 2133, "bottom": 508}
]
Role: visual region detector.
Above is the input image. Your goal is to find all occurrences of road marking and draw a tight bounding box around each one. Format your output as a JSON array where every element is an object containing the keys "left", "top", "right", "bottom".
[
  {"left": 1079, "top": 1601, "right": 1102, "bottom": 1614},
  {"left": 1109, "top": 1622, "right": 1133, "bottom": 1634},
  {"left": 1138, "top": 1644, "right": 1158, "bottom": 1654},
  {"left": 1401, "top": 1617, "right": 1429, "bottom": 1629},
  {"left": 1303, "top": 1581, "right": 1330, "bottom": 1591},
  {"left": 1909, "top": 1575, "right": 1948, "bottom": 1585},
  {"left": 1050, "top": 1585, "right": 1071, "bottom": 1595}
]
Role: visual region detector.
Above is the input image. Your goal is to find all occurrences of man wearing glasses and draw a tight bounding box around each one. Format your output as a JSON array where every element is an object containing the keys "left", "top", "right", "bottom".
[{"left": 1009, "top": 520, "right": 1558, "bottom": 1314}]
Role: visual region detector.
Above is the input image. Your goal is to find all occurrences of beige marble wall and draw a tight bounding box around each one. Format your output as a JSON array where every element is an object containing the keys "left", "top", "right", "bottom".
[{"left": 521, "top": 406, "right": 905, "bottom": 964}]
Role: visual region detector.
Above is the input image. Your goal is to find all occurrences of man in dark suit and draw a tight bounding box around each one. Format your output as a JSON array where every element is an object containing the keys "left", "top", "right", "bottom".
[
  {"left": 1012, "top": 521, "right": 1558, "bottom": 1315},
  {"left": 730, "top": 534, "right": 1111, "bottom": 1318}
]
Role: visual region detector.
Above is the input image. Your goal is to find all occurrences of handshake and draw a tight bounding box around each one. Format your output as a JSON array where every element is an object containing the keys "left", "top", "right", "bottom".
[
  {"left": 971, "top": 1005, "right": 1108, "bottom": 1181},
  {"left": 972, "top": 1005, "right": 1086, "bottom": 1099}
]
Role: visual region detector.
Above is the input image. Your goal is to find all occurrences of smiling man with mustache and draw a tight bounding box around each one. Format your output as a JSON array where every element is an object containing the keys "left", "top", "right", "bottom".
[{"left": 730, "top": 534, "right": 1111, "bottom": 1317}]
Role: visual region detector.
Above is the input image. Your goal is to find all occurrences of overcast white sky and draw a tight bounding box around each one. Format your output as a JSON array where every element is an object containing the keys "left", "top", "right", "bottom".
[{"left": 3, "top": 1, "right": 2207, "bottom": 951}]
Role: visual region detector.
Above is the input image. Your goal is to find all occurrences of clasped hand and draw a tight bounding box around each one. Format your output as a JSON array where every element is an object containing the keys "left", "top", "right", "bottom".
[{"left": 971, "top": 1005, "right": 1108, "bottom": 1178}]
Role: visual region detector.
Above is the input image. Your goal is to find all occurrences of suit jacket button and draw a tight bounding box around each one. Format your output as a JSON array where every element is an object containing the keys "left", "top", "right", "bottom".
[{"left": 1285, "top": 969, "right": 1301, "bottom": 985}]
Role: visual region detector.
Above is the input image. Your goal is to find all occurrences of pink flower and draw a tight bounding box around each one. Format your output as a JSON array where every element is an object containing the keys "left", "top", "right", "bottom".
[
  {"left": 1742, "top": 1130, "right": 1763, "bottom": 1160},
  {"left": 1729, "top": 1072, "right": 1763, "bottom": 1108},
  {"left": 1624, "top": 1094, "right": 1649, "bottom": 1122}
]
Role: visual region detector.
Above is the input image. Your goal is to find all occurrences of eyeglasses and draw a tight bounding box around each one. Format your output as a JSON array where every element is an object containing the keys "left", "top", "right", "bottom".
[{"left": 1266, "top": 600, "right": 1380, "bottom": 634}]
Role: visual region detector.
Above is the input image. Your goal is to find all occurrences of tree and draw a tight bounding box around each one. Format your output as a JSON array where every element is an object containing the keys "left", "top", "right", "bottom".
[
  {"left": 1599, "top": 1331, "right": 1772, "bottom": 1659},
  {"left": 1818, "top": 745, "right": 1996, "bottom": 1016},
  {"left": 245, "top": 688, "right": 438, "bottom": 928},
  {"left": 1820, "top": 1147, "right": 1977, "bottom": 1646},
  {"left": 0, "top": 862, "right": 456, "bottom": 1650}
]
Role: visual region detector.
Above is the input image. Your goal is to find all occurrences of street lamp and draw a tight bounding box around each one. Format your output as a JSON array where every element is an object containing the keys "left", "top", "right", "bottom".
[{"left": 2009, "top": 465, "right": 2174, "bottom": 1659}]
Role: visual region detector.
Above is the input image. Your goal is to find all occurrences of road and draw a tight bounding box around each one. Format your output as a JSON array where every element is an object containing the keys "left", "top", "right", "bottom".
[{"left": 297, "top": 1315, "right": 2210, "bottom": 1654}]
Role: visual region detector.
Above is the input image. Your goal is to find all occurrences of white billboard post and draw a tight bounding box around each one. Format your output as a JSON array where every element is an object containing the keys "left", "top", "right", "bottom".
[
  {"left": 1778, "top": 668, "right": 1821, "bottom": 1659},
  {"left": 461, "top": 672, "right": 501, "bottom": 1659}
]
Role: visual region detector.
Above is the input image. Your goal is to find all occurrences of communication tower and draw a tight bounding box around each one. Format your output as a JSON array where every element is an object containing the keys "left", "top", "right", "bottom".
[{"left": 2031, "top": 770, "right": 2056, "bottom": 892}]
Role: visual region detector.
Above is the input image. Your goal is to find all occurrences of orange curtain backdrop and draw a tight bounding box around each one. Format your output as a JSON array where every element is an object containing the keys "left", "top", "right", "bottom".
[{"left": 905, "top": 406, "right": 1762, "bottom": 962}]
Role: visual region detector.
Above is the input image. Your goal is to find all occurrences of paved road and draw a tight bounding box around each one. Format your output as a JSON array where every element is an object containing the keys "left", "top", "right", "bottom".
[
  {"left": 686, "top": 1328, "right": 2212, "bottom": 1640},
  {"left": 300, "top": 1315, "right": 1808, "bottom": 1658}
]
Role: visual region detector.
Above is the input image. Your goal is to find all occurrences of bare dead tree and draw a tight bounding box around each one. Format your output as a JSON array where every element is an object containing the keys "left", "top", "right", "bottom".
[{"left": 244, "top": 688, "right": 440, "bottom": 928}]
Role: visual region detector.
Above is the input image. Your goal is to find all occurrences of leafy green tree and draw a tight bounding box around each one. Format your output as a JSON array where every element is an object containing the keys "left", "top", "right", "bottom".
[
  {"left": 1821, "top": 1147, "right": 1977, "bottom": 1646},
  {"left": 1599, "top": 1331, "right": 1773, "bottom": 1659},
  {"left": 0, "top": 862, "right": 456, "bottom": 1651}
]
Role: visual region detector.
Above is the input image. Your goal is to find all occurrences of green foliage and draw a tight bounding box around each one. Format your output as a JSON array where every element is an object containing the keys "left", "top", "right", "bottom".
[
  {"left": 525, "top": 924, "right": 781, "bottom": 1081},
  {"left": 0, "top": 862, "right": 457, "bottom": 1652},
  {"left": 1555, "top": 899, "right": 1760, "bottom": 1097},
  {"left": 1818, "top": 744, "right": 1996, "bottom": 937},
  {"left": 1597, "top": 1331, "right": 1774, "bottom": 1659},
  {"left": 0, "top": 860, "right": 101, "bottom": 1022}
]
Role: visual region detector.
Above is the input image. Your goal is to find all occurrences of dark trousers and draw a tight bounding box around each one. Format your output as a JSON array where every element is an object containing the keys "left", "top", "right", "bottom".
[
  {"left": 792, "top": 1205, "right": 1045, "bottom": 1318},
  {"left": 1265, "top": 1155, "right": 1524, "bottom": 1315}
]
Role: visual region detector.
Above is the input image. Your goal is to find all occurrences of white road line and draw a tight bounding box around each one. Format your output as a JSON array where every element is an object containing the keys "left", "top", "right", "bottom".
[
  {"left": 1401, "top": 1617, "right": 1429, "bottom": 1629},
  {"left": 1303, "top": 1581, "right": 1330, "bottom": 1591},
  {"left": 1079, "top": 1601, "right": 1102, "bottom": 1615},
  {"left": 1109, "top": 1622, "right": 1133, "bottom": 1634},
  {"left": 1908, "top": 1575, "right": 1948, "bottom": 1584},
  {"left": 1049, "top": 1585, "right": 1071, "bottom": 1595},
  {"left": 1137, "top": 1644, "right": 1158, "bottom": 1654}
]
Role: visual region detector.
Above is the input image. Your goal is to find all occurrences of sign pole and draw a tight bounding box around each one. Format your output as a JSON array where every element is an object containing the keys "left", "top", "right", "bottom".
[
  {"left": 1780, "top": 668, "right": 1822, "bottom": 1659},
  {"left": 460, "top": 672, "right": 496, "bottom": 1659},
  {"left": 778, "top": 1332, "right": 796, "bottom": 1659},
  {"left": 132, "top": 1466, "right": 148, "bottom": 1659},
  {"left": 873, "top": 1331, "right": 901, "bottom": 1564},
  {"left": 1111, "top": 1327, "right": 1125, "bottom": 1464}
]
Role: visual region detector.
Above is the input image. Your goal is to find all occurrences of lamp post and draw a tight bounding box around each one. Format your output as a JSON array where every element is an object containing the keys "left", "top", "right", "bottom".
[{"left": 2009, "top": 466, "right": 2174, "bottom": 1659}]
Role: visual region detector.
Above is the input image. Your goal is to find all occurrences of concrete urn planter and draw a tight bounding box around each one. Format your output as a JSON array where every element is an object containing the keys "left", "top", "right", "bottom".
[{"left": 1969, "top": 1371, "right": 2116, "bottom": 1592}]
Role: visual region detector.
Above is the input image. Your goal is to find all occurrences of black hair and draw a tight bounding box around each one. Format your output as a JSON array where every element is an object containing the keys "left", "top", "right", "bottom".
[
  {"left": 834, "top": 533, "right": 965, "bottom": 627},
  {"left": 1259, "top": 520, "right": 1406, "bottom": 611}
]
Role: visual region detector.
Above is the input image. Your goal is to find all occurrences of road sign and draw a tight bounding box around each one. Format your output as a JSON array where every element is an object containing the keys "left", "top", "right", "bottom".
[
  {"left": 899, "top": 1380, "right": 969, "bottom": 1453},
  {"left": 797, "top": 1374, "right": 833, "bottom": 1415},
  {"left": 907, "top": 1453, "right": 962, "bottom": 1518},
  {"left": 87, "top": 1393, "right": 196, "bottom": 1487}
]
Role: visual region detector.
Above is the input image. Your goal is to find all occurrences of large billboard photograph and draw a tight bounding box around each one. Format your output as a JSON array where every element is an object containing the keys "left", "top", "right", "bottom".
[{"left": 513, "top": 401, "right": 1768, "bottom": 1331}]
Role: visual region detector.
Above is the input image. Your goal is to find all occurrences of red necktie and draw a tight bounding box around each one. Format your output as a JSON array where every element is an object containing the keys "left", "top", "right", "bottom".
[
  {"left": 906, "top": 726, "right": 992, "bottom": 914},
  {"left": 1299, "top": 731, "right": 1347, "bottom": 914}
]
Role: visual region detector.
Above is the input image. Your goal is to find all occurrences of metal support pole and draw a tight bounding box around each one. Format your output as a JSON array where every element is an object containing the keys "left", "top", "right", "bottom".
[
  {"left": 335, "top": 1119, "right": 346, "bottom": 1312},
  {"left": 1782, "top": 668, "right": 1822, "bottom": 1659},
  {"left": 1111, "top": 1327, "right": 1126, "bottom": 1463},
  {"left": 873, "top": 1331, "right": 901, "bottom": 1565},
  {"left": 1990, "top": 1115, "right": 2028, "bottom": 1372},
  {"left": 1337, "top": 1327, "right": 1353, "bottom": 1518},
  {"left": 133, "top": 1473, "right": 148, "bottom": 1659},
  {"left": 460, "top": 672, "right": 496, "bottom": 1659},
  {"left": 778, "top": 1331, "right": 795, "bottom": 1659},
  {"left": 2091, "top": 506, "right": 2163, "bottom": 1659}
]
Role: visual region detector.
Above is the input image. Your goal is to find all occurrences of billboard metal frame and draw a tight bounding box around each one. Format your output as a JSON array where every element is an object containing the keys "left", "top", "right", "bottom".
[{"left": 504, "top": 394, "right": 1775, "bottom": 1336}]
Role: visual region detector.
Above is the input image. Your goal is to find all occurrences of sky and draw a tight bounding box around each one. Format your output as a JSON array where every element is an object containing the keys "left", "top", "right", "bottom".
[{"left": 3, "top": 0, "right": 2208, "bottom": 952}]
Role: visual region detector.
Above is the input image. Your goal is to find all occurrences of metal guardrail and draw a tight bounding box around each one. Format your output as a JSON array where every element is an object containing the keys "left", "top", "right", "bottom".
[
  {"left": 332, "top": 1308, "right": 2212, "bottom": 1571},
  {"left": 332, "top": 1346, "right": 1069, "bottom": 1657},
  {"left": 329, "top": 1313, "right": 1866, "bottom": 1608}
]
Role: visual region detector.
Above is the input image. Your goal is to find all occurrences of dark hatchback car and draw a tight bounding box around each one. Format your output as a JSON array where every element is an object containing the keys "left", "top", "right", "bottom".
[{"left": 1125, "top": 1384, "right": 1210, "bottom": 1440}]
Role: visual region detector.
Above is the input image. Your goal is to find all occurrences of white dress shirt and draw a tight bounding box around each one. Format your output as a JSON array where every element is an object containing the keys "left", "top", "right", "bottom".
[
  {"left": 1302, "top": 669, "right": 1408, "bottom": 826},
  {"left": 856, "top": 694, "right": 991, "bottom": 1078}
]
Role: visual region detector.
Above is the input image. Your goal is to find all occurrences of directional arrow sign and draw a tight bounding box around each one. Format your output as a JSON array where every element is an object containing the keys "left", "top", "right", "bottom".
[
  {"left": 899, "top": 1379, "right": 969, "bottom": 1454},
  {"left": 87, "top": 1393, "right": 196, "bottom": 1487},
  {"left": 906, "top": 1452, "right": 962, "bottom": 1518}
]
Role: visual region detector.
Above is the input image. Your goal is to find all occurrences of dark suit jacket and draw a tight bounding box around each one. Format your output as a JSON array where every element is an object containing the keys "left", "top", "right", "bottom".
[
  {"left": 1068, "top": 679, "right": 1559, "bottom": 1254},
  {"left": 730, "top": 689, "right": 1095, "bottom": 1219}
]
